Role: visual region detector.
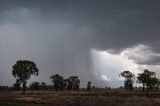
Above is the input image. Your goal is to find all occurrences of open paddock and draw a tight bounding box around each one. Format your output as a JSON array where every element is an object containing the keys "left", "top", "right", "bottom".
[{"left": 0, "top": 90, "right": 160, "bottom": 106}]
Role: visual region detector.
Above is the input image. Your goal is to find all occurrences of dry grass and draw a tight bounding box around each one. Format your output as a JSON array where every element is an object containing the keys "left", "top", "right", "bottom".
[{"left": 0, "top": 91, "right": 160, "bottom": 106}]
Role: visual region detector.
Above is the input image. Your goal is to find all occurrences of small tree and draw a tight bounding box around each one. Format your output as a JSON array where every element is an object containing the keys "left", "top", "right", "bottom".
[
  {"left": 66, "top": 76, "right": 80, "bottom": 90},
  {"left": 50, "top": 74, "right": 65, "bottom": 90},
  {"left": 40, "top": 82, "right": 47, "bottom": 89},
  {"left": 12, "top": 60, "right": 39, "bottom": 94},
  {"left": 13, "top": 79, "right": 21, "bottom": 90},
  {"left": 87, "top": 81, "right": 92, "bottom": 91},
  {"left": 73, "top": 76, "right": 80, "bottom": 90},
  {"left": 29, "top": 82, "right": 40, "bottom": 90},
  {"left": 41, "top": 82, "right": 47, "bottom": 86},
  {"left": 120, "top": 71, "right": 135, "bottom": 91}
]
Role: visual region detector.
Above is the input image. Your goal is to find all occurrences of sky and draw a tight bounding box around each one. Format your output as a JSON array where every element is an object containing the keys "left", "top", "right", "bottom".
[{"left": 0, "top": 0, "right": 160, "bottom": 88}]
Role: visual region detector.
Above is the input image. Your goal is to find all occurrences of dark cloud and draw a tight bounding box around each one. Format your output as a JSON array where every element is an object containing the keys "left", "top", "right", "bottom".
[{"left": 0, "top": 0, "right": 160, "bottom": 87}]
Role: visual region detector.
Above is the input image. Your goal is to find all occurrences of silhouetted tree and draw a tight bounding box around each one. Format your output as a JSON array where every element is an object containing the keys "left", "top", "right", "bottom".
[
  {"left": 66, "top": 78, "right": 72, "bottom": 90},
  {"left": 137, "top": 72, "right": 146, "bottom": 91},
  {"left": 12, "top": 60, "right": 39, "bottom": 94},
  {"left": 29, "top": 82, "right": 52, "bottom": 90},
  {"left": 50, "top": 74, "right": 65, "bottom": 90},
  {"left": 154, "top": 79, "right": 160, "bottom": 90},
  {"left": 41, "top": 82, "right": 46, "bottom": 86},
  {"left": 66, "top": 76, "right": 80, "bottom": 90},
  {"left": 73, "top": 76, "right": 80, "bottom": 90},
  {"left": 137, "top": 69, "right": 156, "bottom": 96},
  {"left": 87, "top": 81, "right": 92, "bottom": 91},
  {"left": 120, "top": 71, "right": 135, "bottom": 91},
  {"left": 0, "top": 86, "right": 9, "bottom": 90},
  {"left": 40, "top": 82, "right": 47, "bottom": 89},
  {"left": 29, "top": 82, "right": 40, "bottom": 90},
  {"left": 149, "top": 77, "right": 159, "bottom": 90}
]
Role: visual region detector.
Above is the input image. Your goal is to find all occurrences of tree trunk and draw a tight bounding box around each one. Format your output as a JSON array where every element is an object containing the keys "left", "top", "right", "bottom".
[
  {"left": 146, "top": 85, "right": 149, "bottom": 97},
  {"left": 22, "top": 81, "right": 26, "bottom": 94},
  {"left": 143, "top": 83, "right": 145, "bottom": 91}
]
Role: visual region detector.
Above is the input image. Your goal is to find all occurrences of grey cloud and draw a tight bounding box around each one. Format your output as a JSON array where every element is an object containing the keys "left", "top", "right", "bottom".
[
  {"left": 120, "top": 44, "right": 160, "bottom": 65},
  {"left": 0, "top": 0, "right": 160, "bottom": 87}
]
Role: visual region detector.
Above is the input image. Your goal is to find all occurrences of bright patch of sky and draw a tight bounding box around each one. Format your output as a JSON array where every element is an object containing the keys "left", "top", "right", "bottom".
[{"left": 90, "top": 44, "right": 160, "bottom": 87}]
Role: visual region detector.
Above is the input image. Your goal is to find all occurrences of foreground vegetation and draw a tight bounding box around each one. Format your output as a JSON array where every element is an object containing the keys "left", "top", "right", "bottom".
[
  {"left": 1, "top": 91, "right": 160, "bottom": 106},
  {"left": 0, "top": 101, "right": 44, "bottom": 106}
]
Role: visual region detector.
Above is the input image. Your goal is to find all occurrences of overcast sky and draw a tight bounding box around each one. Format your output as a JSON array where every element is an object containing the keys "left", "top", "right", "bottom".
[{"left": 0, "top": 0, "right": 160, "bottom": 87}]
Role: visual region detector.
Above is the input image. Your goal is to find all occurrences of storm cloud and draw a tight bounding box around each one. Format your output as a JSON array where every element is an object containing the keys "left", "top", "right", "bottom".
[{"left": 0, "top": 0, "right": 160, "bottom": 87}]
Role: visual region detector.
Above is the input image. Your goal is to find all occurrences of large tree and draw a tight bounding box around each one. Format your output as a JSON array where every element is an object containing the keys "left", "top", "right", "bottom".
[
  {"left": 12, "top": 60, "right": 39, "bottom": 94},
  {"left": 50, "top": 74, "right": 65, "bottom": 90},
  {"left": 120, "top": 71, "right": 135, "bottom": 91},
  {"left": 137, "top": 69, "right": 158, "bottom": 96}
]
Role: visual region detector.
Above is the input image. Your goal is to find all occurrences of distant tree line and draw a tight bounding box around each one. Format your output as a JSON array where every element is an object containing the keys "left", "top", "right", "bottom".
[
  {"left": 29, "top": 82, "right": 52, "bottom": 90},
  {"left": 50, "top": 74, "right": 80, "bottom": 91},
  {"left": 8, "top": 60, "right": 160, "bottom": 96}
]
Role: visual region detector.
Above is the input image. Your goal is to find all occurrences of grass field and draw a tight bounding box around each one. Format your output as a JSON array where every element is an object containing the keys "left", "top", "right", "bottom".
[{"left": 0, "top": 90, "right": 160, "bottom": 106}]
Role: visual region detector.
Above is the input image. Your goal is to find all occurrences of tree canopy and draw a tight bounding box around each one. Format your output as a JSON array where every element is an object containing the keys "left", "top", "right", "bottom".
[
  {"left": 87, "top": 81, "right": 92, "bottom": 91},
  {"left": 120, "top": 71, "right": 135, "bottom": 91},
  {"left": 12, "top": 60, "right": 39, "bottom": 93},
  {"left": 66, "top": 76, "right": 80, "bottom": 90},
  {"left": 50, "top": 74, "right": 65, "bottom": 90},
  {"left": 137, "top": 69, "right": 159, "bottom": 96}
]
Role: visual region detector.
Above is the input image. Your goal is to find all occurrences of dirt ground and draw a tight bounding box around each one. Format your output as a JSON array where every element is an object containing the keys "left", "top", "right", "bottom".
[{"left": 0, "top": 90, "right": 160, "bottom": 106}]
